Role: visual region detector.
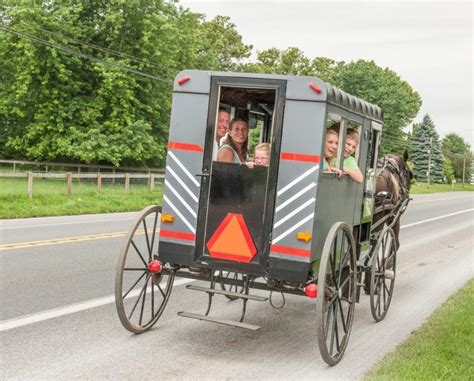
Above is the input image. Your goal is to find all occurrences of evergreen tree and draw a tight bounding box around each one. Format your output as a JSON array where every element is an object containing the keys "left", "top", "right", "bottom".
[{"left": 411, "top": 114, "right": 444, "bottom": 182}]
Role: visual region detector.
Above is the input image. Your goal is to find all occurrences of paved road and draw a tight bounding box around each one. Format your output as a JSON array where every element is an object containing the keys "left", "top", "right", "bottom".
[{"left": 1, "top": 192, "right": 473, "bottom": 380}]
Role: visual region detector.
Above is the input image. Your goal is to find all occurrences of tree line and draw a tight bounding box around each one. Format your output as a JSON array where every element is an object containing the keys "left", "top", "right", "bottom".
[{"left": 0, "top": 0, "right": 470, "bottom": 182}]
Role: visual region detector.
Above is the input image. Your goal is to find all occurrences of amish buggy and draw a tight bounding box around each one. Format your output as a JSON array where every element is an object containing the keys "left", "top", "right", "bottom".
[{"left": 114, "top": 70, "right": 411, "bottom": 365}]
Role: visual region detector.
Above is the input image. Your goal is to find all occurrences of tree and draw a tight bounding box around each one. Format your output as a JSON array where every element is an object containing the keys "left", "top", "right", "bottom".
[
  {"left": 0, "top": 1, "right": 252, "bottom": 166},
  {"left": 441, "top": 133, "right": 472, "bottom": 180},
  {"left": 240, "top": 47, "right": 342, "bottom": 81},
  {"left": 241, "top": 52, "right": 421, "bottom": 155},
  {"left": 411, "top": 114, "right": 444, "bottom": 183},
  {"left": 331, "top": 60, "right": 421, "bottom": 154},
  {"left": 443, "top": 155, "right": 454, "bottom": 184},
  {"left": 194, "top": 15, "right": 252, "bottom": 71}
]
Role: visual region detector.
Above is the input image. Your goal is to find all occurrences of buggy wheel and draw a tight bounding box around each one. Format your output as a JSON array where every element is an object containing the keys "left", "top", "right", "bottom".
[
  {"left": 219, "top": 271, "right": 244, "bottom": 300},
  {"left": 370, "top": 227, "right": 397, "bottom": 322},
  {"left": 115, "top": 205, "right": 174, "bottom": 333},
  {"left": 316, "top": 222, "right": 357, "bottom": 366}
]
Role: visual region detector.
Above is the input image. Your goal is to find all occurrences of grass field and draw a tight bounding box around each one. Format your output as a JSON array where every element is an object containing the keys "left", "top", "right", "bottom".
[
  {"left": 366, "top": 279, "right": 474, "bottom": 380},
  {"left": 410, "top": 181, "right": 474, "bottom": 194},
  {"left": 1, "top": 176, "right": 473, "bottom": 219},
  {"left": 0, "top": 177, "right": 163, "bottom": 219}
]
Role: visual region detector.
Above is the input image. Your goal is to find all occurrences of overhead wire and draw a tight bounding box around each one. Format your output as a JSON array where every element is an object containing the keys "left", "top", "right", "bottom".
[
  {"left": 15, "top": 20, "right": 171, "bottom": 76},
  {"left": 0, "top": 24, "right": 173, "bottom": 85}
]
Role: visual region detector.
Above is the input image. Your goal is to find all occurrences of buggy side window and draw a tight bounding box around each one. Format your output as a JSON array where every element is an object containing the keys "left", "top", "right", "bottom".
[{"left": 323, "top": 113, "right": 342, "bottom": 172}]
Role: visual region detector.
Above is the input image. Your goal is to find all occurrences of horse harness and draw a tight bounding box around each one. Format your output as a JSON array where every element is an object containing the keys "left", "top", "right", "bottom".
[{"left": 371, "top": 155, "right": 411, "bottom": 232}]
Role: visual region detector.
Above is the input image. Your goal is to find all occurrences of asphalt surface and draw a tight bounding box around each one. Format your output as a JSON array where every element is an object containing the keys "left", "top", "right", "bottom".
[{"left": 0, "top": 192, "right": 473, "bottom": 380}]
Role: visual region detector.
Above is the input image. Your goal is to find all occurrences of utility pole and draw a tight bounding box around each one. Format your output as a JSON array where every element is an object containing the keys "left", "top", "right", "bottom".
[
  {"left": 462, "top": 153, "right": 466, "bottom": 188},
  {"left": 427, "top": 137, "right": 433, "bottom": 187}
]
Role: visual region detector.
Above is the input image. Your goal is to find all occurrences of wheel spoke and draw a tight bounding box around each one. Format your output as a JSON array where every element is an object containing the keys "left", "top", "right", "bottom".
[
  {"left": 337, "top": 298, "right": 347, "bottom": 333},
  {"left": 122, "top": 271, "right": 147, "bottom": 299},
  {"left": 150, "top": 211, "right": 159, "bottom": 255},
  {"left": 324, "top": 296, "right": 334, "bottom": 339},
  {"left": 142, "top": 219, "right": 152, "bottom": 261},
  {"left": 131, "top": 240, "right": 148, "bottom": 267},
  {"left": 139, "top": 276, "right": 149, "bottom": 325},
  {"left": 157, "top": 282, "right": 166, "bottom": 298},
  {"left": 128, "top": 273, "right": 151, "bottom": 320},
  {"left": 334, "top": 302, "right": 340, "bottom": 353},
  {"left": 329, "top": 302, "right": 337, "bottom": 355},
  {"left": 151, "top": 279, "right": 155, "bottom": 319}
]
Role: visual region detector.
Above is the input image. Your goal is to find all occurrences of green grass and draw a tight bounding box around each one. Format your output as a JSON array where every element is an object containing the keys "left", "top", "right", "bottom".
[
  {"left": 366, "top": 279, "right": 474, "bottom": 380},
  {"left": 0, "top": 177, "right": 163, "bottom": 218},
  {"left": 410, "top": 182, "right": 474, "bottom": 194}
]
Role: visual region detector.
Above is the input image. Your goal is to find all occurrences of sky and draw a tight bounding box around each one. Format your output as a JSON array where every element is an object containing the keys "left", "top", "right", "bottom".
[{"left": 179, "top": 0, "right": 473, "bottom": 148}]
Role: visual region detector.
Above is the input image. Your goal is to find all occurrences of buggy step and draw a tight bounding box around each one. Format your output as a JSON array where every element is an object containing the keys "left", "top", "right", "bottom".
[
  {"left": 178, "top": 311, "right": 260, "bottom": 330},
  {"left": 186, "top": 285, "right": 268, "bottom": 301}
]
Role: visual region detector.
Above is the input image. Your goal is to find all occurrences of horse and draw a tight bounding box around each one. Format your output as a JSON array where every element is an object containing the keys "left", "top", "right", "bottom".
[{"left": 372, "top": 152, "right": 413, "bottom": 248}]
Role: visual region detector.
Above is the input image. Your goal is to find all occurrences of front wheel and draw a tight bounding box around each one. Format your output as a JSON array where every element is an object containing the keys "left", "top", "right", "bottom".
[
  {"left": 370, "top": 226, "right": 397, "bottom": 322},
  {"left": 115, "top": 205, "right": 174, "bottom": 333},
  {"left": 316, "top": 222, "right": 357, "bottom": 366}
]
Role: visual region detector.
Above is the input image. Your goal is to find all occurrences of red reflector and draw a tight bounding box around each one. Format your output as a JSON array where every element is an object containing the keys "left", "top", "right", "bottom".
[
  {"left": 178, "top": 76, "right": 190, "bottom": 85},
  {"left": 148, "top": 260, "right": 161, "bottom": 273},
  {"left": 304, "top": 284, "right": 318, "bottom": 298},
  {"left": 207, "top": 213, "right": 257, "bottom": 263},
  {"left": 309, "top": 82, "right": 321, "bottom": 94}
]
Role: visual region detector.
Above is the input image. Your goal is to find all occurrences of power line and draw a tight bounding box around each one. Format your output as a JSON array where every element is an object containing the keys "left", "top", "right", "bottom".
[
  {"left": 16, "top": 21, "right": 171, "bottom": 75},
  {"left": 0, "top": 24, "right": 173, "bottom": 85}
]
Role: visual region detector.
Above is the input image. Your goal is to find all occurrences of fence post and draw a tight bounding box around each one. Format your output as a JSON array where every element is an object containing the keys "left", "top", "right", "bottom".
[
  {"left": 67, "top": 172, "right": 73, "bottom": 195},
  {"left": 150, "top": 173, "right": 155, "bottom": 191},
  {"left": 13, "top": 162, "right": 16, "bottom": 172},
  {"left": 112, "top": 168, "right": 116, "bottom": 184},
  {"left": 125, "top": 173, "right": 130, "bottom": 194},
  {"left": 97, "top": 173, "right": 102, "bottom": 194},
  {"left": 27, "top": 171, "right": 33, "bottom": 199}
]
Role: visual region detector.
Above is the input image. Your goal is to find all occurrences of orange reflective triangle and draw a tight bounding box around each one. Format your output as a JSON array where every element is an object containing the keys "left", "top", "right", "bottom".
[{"left": 207, "top": 213, "right": 257, "bottom": 263}]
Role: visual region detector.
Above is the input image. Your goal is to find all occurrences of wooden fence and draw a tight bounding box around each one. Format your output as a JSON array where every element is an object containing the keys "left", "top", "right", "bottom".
[
  {"left": 0, "top": 171, "right": 165, "bottom": 198},
  {"left": 0, "top": 159, "right": 164, "bottom": 174}
]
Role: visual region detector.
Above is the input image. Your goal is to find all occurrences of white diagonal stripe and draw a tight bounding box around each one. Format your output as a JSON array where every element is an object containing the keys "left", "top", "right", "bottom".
[
  {"left": 168, "top": 151, "right": 200, "bottom": 187},
  {"left": 167, "top": 166, "right": 199, "bottom": 203},
  {"left": 277, "top": 165, "right": 318, "bottom": 196},
  {"left": 164, "top": 180, "right": 197, "bottom": 219},
  {"left": 273, "top": 198, "right": 315, "bottom": 229},
  {"left": 272, "top": 213, "right": 314, "bottom": 244},
  {"left": 275, "top": 182, "right": 316, "bottom": 213},
  {"left": 164, "top": 195, "right": 196, "bottom": 234}
]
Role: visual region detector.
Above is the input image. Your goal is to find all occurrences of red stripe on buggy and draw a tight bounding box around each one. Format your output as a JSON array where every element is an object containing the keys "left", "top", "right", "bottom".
[
  {"left": 280, "top": 152, "right": 320, "bottom": 163},
  {"left": 168, "top": 141, "right": 203, "bottom": 152},
  {"left": 160, "top": 229, "right": 195, "bottom": 241},
  {"left": 271, "top": 244, "right": 311, "bottom": 257}
]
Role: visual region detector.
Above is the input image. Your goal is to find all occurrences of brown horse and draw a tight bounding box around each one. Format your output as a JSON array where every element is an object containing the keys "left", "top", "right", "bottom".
[{"left": 372, "top": 152, "right": 412, "bottom": 248}]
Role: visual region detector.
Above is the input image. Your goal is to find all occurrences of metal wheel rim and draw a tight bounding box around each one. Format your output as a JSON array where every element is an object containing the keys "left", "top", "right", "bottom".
[
  {"left": 370, "top": 226, "right": 397, "bottom": 322},
  {"left": 316, "top": 222, "right": 357, "bottom": 366},
  {"left": 115, "top": 205, "right": 174, "bottom": 333},
  {"left": 219, "top": 271, "right": 245, "bottom": 300}
]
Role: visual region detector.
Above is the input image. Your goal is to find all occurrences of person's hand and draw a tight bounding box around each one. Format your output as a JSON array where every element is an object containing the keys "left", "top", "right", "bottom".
[
  {"left": 245, "top": 161, "right": 255, "bottom": 169},
  {"left": 331, "top": 167, "right": 344, "bottom": 179}
]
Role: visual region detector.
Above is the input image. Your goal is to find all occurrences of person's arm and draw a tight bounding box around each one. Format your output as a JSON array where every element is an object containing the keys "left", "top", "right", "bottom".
[
  {"left": 343, "top": 166, "right": 363, "bottom": 183},
  {"left": 217, "top": 147, "right": 235, "bottom": 163}
]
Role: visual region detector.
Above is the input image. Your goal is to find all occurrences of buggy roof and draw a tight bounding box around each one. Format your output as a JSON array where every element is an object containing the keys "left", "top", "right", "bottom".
[{"left": 174, "top": 70, "right": 383, "bottom": 122}]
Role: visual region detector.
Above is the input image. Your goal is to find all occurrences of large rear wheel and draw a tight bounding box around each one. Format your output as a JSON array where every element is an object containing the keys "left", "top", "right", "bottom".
[
  {"left": 370, "top": 226, "right": 397, "bottom": 322},
  {"left": 115, "top": 205, "right": 174, "bottom": 333},
  {"left": 316, "top": 222, "right": 357, "bottom": 366}
]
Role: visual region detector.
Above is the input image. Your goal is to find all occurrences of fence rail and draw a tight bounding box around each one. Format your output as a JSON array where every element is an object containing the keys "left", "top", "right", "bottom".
[
  {"left": 0, "top": 171, "right": 165, "bottom": 198},
  {"left": 0, "top": 159, "right": 164, "bottom": 174}
]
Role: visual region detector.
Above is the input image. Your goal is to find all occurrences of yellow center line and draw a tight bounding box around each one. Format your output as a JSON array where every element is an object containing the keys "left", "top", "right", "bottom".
[
  {"left": 0, "top": 229, "right": 154, "bottom": 251},
  {"left": 1, "top": 194, "right": 471, "bottom": 251}
]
